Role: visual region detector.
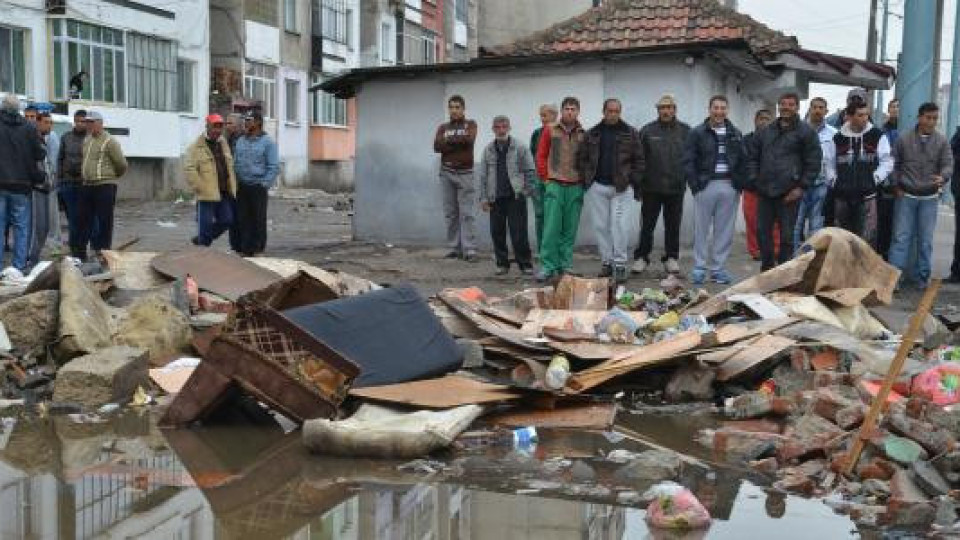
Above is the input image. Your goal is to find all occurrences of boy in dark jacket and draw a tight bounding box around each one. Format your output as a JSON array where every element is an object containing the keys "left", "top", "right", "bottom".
[
  {"left": 747, "top": 92, "right": 822, "bottom": 271},
  {"left": 683, "top": 95, "right": 746, "bottom": 285}
]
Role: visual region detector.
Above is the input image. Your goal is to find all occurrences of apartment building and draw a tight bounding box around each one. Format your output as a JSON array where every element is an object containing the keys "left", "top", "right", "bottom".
[{"left": 2, "top": 0, "right": 210, "bottom": 199}]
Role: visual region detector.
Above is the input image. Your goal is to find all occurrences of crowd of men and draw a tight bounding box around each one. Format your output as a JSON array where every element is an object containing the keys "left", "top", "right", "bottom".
[
  {"left": 0, "top": 99, "right": 280, "bottom": 277},
  {"left": 434, "top": 89, "right": 957, "bottom": 289}
]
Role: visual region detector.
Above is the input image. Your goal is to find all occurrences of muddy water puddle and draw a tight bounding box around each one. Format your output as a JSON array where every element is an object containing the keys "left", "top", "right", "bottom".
[{"left": 0, "top": 408, "right": 860, "bottom": 539}]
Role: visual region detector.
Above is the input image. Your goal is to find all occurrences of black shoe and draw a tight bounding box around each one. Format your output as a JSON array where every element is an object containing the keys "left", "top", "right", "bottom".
[
  {"left": 495, "top": 266, "right": 509, "bottom": 276},
  {"left": 519, "top": 265, "right": 534, "bottom": 276},
  {"left": 191, "top": 236, "right": 200, "bottom": 246},
  {"left": 445, "top": 250, "right": 462, "bottom": 259},
  {"left": 599, "top": 263, "right": 613, "bottom": 278}
]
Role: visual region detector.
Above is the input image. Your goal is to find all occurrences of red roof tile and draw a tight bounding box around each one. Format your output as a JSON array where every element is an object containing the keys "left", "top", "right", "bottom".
[{"left": 484, "top": 0, "right": 798, "bottom": 58}]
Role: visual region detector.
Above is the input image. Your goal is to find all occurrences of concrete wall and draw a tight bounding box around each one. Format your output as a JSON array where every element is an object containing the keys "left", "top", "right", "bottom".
[
  {"left": 353, "top": 54, "right": 772, "bottom": 249},
  {"left": 310, "top": 159, "right": 355, "bottom": 193},
  {"left": 476, "top": 0, "right": 593, "bottom": 51}
]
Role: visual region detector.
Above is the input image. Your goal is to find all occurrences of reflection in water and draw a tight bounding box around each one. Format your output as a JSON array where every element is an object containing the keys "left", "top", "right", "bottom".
[{"left": 0, "top": 411, "right": 858, "bottom": 540}]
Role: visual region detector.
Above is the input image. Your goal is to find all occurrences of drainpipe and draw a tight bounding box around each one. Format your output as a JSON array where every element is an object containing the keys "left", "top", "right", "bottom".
[{"left": 897, "top": 0, "right": 938, "bottom": 132}]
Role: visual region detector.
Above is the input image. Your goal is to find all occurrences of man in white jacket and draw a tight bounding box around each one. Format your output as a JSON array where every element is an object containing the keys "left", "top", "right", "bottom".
[{"left": 824, "top": 101, "right": 893, "bottom": 248}]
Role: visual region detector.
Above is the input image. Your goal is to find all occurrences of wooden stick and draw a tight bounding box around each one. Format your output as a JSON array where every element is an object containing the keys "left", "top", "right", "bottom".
[{"left": 843, "top": 279, "right": 941, "bottom": 476}]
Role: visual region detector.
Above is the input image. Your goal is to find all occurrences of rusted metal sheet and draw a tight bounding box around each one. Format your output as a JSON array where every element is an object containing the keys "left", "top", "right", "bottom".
[
  {"left": 151, "top": 247, "right": 282, "bottom": 301},
  {"left": 349, "top": 375, "right": 524, "bottom": 409},
  {"left": 484, "top": 401, "right": 618, "bottom": 430},
  {"left": 160, "top": 273, "right": 360, "bottom": 426}
]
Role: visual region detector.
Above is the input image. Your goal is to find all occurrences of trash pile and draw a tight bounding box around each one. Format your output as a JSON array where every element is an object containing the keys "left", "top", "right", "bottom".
[{"left": 5, "top": 228, "right": 960, "bottom": 534}]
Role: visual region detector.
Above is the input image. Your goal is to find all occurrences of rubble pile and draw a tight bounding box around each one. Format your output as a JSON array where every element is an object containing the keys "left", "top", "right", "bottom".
[{"left": 5, "top": 228, "right": 960, "bottom": 534}]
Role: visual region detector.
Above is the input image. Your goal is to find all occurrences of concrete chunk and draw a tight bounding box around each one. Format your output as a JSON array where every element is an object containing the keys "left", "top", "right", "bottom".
[
  {"left": 53, "top": 346, "right": 148, "bottom": 408},
  {"left": 0, "top": 290, "right": 58, "bottom": 355}
]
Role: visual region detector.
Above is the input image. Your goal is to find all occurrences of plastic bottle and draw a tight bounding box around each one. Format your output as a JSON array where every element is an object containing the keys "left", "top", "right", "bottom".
[
  {"left": 545, "top": 355, "right": 570, "bottom": 390},
  {"left": 456, "top": 429, "right": 514, "bottom": 448},
  {"left": 512, "top": 426, "right": 538, "bottom": 446}
]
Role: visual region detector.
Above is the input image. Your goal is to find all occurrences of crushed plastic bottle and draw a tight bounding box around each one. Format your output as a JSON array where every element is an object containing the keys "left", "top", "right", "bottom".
[
  {"left": 512, "top": 426, "right": 538, "bottom": 446},
  {"left": 545, "top": 355, "right": 571, "bottom": 390}
]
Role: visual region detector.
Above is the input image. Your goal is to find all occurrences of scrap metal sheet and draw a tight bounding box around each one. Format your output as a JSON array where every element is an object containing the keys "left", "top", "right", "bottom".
[{"left": 151, "top": 248, "right": 281, "bottom": 301}]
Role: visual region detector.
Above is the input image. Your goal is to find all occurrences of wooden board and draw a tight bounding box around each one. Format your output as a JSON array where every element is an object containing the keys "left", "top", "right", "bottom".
[
  {"left": 712, "top": 318, "right": 797, "bottom": 346},
  {"left": 548, "top": 341, "right": 643, "bottom": 361},
  {"left": 565, "top": 330, "right": 702, "bottom": 393},
  {"left": 151, "top": 248, "right": 282, "bottom": 301},
  {"left": 349, "top": 375, "right": 524, "bottom": 409},
  {"left": 483, "top": 401, "right": 618, "bottom": 430},
  {"left": 715, "top": 334, "right": 796, "bottom": 381},
  {"left": 698, "top": 336, "right": 759, "bottom": 366},
  {"left": 816, "top": 288, "right": 873, "bottom": 307}
]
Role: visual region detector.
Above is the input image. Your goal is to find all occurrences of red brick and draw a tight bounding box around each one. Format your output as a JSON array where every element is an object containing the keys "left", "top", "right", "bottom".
[
  {"left": 198, "top": 292, "right": 234, "bottom": 314},
  {"left": 810, "top": 349, "right": 839, "bottom": 371},
  {"left": 721, "top": 419, "right": 782, "bottom": 434},
  {"left": 749, "top": 457, "right": 779, "bottom": 475},
  {"left": 836, "top": 404, "right": 867, "bottom": 430}
]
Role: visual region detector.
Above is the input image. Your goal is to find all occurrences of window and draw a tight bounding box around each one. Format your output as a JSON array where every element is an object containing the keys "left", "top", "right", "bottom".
[
  {"left": 246, "top": 0, "right": 278, "bottom": 26},
  {"left": 322, "top": 0, "right": 347, "bottom": 44},
  {"left": 127, "top": 33, "right": 177, "bottom": 111},
  {"left": 380, "top": 22, "right": 394, "bottom": 64},
  {"left": 52, "top": 19, "right": 124, "bottom": 103},
  {"left": 284, "top": 0, "right": 297, "bottom": 32},
  {"left": 244, "top": 61, "right": 276, "bottom": 118},
  {"left": 311, "top": 73, "right": 346, "bottom": 126},
  {"left": 0, "top": 25, "right": 26, "bottom": 96},
  {"left": 176, "top": 59, "right": 194, "bottom": 113},
  {"left": 423, "top": 31, "right": 436, "bottom": 64},
  {"left": 346, "top": 8, "right": 354, "bottom": 50},
  {"left": 285, "top": 78, "right": 299, "bottom": 123},
  {"left": 311, "top": 0, "right": 322, "bottom": 36},
  {"left": 455, "top": 0, "right": 468, "bottom": 23}
]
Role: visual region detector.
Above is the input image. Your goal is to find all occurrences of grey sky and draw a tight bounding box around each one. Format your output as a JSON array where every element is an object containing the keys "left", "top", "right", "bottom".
[{"left": 738, "top": 0, "right": 955, "bottom": 120}]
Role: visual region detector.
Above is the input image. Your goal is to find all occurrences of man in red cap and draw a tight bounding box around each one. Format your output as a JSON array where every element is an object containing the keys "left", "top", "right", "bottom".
[{"left": 183, "top": 114, "right": 237, "bottom": 246}]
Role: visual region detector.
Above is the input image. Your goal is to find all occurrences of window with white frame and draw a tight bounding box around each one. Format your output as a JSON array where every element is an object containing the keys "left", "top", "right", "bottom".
[
  {"left": 423, "top": 31, "right": 436, "bottom": 64},
  {"left": 310, "top": 74, "right": 346, "bottom": 127},
  {"left": 0, "top": 25, "right": 26, "bottom": 96},
  {"left": 244, "top": 61, "right": 276, "bottom": 118},
  {"left": 322, "top": 0, "right": 347, "bottom": 44},
  {"left": 284, "top": 0, "right": 297, "bottom": 32},
  {"left": 380, "top": 22, "right": 394, "bottom": 64},
  {"left": 127, "top": 32, "right": 177, "bottom": 111},
  {"left": 176, "top": 59, "right": 194, "bottom": 113},
  {"left": 285, "top": 78, "right": 299, "bottom": 123},
  {"left": 51, "top": 19, "right": 125, "bottom": 103}
]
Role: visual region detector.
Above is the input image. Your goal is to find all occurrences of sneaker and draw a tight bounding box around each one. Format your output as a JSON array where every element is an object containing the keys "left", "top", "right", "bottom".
[
  {"left": 613, "top": 265, "right": 628, "bottom": 284},
  {"left": 664, "top": 258, "right": 680, "bottom": 274},
  {"left": 444, "top": 250, "right": 462, "bottom": 259},
  {"left": 690, "top": 268, "right": 707, "bottom": 285},
  {"left": 495, "top": 266, "right": 509, "bottom": 276},
  {"left": 598, "top": 263, "right": 613, "bottom": 278},
  {"left": 711, "top": 269, "right": 735, "bottom": 285},
  {"left": 631, "top": 258, "right": 648, "bottom": 274},
  {"left": 0, "top": 266, "right": 24, "bottom": 283}
]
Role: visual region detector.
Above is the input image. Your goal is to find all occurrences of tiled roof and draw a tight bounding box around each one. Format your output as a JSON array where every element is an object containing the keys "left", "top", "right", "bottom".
[{"left": 484, "top": 0, "right": 799, "bottom": 59}]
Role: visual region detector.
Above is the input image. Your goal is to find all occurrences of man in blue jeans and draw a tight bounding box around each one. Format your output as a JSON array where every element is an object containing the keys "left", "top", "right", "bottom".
[
  {"left": 794, "top": 97, "right": 836, "bottom": 248},
  {"left": 0, "top": 96, "right": 44, "bottom": 275},
  {"left": 889, "top": 102, "right": 953, "bottom": 288}
]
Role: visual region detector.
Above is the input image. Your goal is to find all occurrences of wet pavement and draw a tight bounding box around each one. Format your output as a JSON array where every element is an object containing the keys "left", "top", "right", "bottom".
[{"left": 0, "top": 403, "right": 865, "bottom": 539}]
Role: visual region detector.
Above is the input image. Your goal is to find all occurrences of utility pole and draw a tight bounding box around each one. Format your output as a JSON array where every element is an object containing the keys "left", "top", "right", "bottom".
[
  {"left": 948, "top": 0, "right": 960, "bottom": 137},
  {"left": 898, "top": 0, "right": 939, "bottom": 132},
  {"left": 877, "top": 0, "right": 891, "bottom": 115}
]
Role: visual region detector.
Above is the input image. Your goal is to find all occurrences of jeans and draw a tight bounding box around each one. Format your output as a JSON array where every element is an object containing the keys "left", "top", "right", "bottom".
[
  {"left": 757, "top": 194, "right": 798, "bottom": 271},
  {"left": 74, "top": 183, "right": 117, "bottom": 257},
  {"left": 636, "top": 192, "right": 683, "bottom": 263},
  {"left": 889, "top": 195, "right": 939, "bottom": 285},
  {"left": 0, "top": 192, "right": 31, "bottom": 271},
  {"left": 586, "top": 183, "right": 633, "bottom": 266},
  {"left": 834, "top": 196, "right": 878, "bottom": 247},
  {"left": 541, "top": 182, "right": 584, "bottom": 275},
  {"left": 793, "top": 183, "right": 828, "bottom": 248},
  {"left": 197, "top": 194, "right": 237, "bottom": 247},
  {"left": 693, "top": 180, "right": 739, "bottom": 273},
  {"left": 440, "top": 168, "right": 478, "bottom": 255},
  {"left": 235, "top": 183, "right": 269, "bottom": 256},
  {"left": 490, "top": 195, "right": 532, "bottom": 268}
]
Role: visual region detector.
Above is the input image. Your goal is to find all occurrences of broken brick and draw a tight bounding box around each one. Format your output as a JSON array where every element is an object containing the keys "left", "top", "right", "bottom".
[
  {"left": 886, "top": 470, "right": 936, "bottom": 527},
  {"left": 749, "top": 457, "right": 779, "bottom": 475},
  {"left": 809, "top": 349, "right": 839, "bottom": 371},
  {"left": 812, "top": 372, "right": 854, "bottom": 389},
  {"left": 886, "top": 412, "right": 956, "bottom": 455},
  {"left": 771, "top": 397, "right": 797, "bottom": 416},
  {"left": 775, "top": 468, "right": 815, "bottom": 495},
  {"left": 857, "top": 458, "right": 898, "bottom": 481},
  {"left": 198, "top": 291, "right": 234, "bottom": 313},
  {"left": 711, "top": 429, "right": 785, "bottom": 462},
  {"left": 811, "top": 388, "right": 858, "bottom": 423},
  {"left": 721, "top": 419, "right": 782, "bottom": 434},
  {"left": 836, "top": 404, "right": 867, "bottom": 430}
]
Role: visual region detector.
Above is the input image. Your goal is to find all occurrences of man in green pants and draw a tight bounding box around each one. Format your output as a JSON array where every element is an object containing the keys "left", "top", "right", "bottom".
[
  {"left": 530, "top": 103, "right": 558, "bottom": 250},
  {"left": 535, "top": 97, "right": 586, "bottom": 283}
]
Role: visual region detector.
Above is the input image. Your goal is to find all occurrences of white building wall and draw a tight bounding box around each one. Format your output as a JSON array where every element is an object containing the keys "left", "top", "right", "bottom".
[
  {"left": 280, "top": 65, "right": 309, "bottom": 185},
  {"left": 2, "top": 1, "right": 48, "bottom": 102}
]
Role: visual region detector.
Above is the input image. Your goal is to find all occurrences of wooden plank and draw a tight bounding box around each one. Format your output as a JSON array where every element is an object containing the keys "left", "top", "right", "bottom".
[
  {"left": 349, "top": 375, "right": 525, "bottom": 409},
  {"left": 715, "top": 334, "right": 796, "bottom": 381},
  {"left": 483, "top": 401, "right": 617, "bottom": 430},
  {"left": 548, "top": 341, "right": 642, "bottom": 361},
  {"left": 565, "top": 330, "right": 702, "bottom": 393},
  {"left": 816, "top": 288, "right": 873, "bottom": 307},
  {"left": 439, "top": 292, "right": 550, "bottom": 351},
  {"left": 727, "top": 294, "right": 789, "bottom": 319},
  {"left": 698, "top": 336, "right": 759, "bottom": 365},
  {"left": 844, "top": 280, "right": 940, "bottom": 476},
  {"left": 713, "top": 318, "right": 798, "bottom": 345}
]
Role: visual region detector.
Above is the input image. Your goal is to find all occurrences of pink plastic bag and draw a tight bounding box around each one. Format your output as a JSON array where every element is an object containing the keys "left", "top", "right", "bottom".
[
  {"left": 644, "top": 482, "right": 712, "bottom": 530},
  {"left": 912, "top": 364, "right": 960, "bottom": 406}
]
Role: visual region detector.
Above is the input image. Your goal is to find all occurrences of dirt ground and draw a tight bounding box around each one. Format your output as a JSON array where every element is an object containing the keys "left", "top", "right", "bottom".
[{"left": 113, "top": 188, "right": 960, "bottom": 312}]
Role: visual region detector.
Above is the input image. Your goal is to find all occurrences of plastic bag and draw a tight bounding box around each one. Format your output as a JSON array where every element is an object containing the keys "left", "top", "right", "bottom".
[
  {"left": 912, "top": 364, "right": 960, "bottom": 405},
  {"left": 597, "top": 307, "right": 639, "bottom": 343},
  {"left": 643, "top": 481, "right": 712, "bottom": 530}
]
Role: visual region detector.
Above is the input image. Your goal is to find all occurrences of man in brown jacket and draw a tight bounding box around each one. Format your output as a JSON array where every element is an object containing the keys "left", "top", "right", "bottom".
[
  {"left": 434, "top": 95, "right": 479, "bottom": 261},
  {"left": 184, "top": 114, "right": 238, "bottom": 247}
]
